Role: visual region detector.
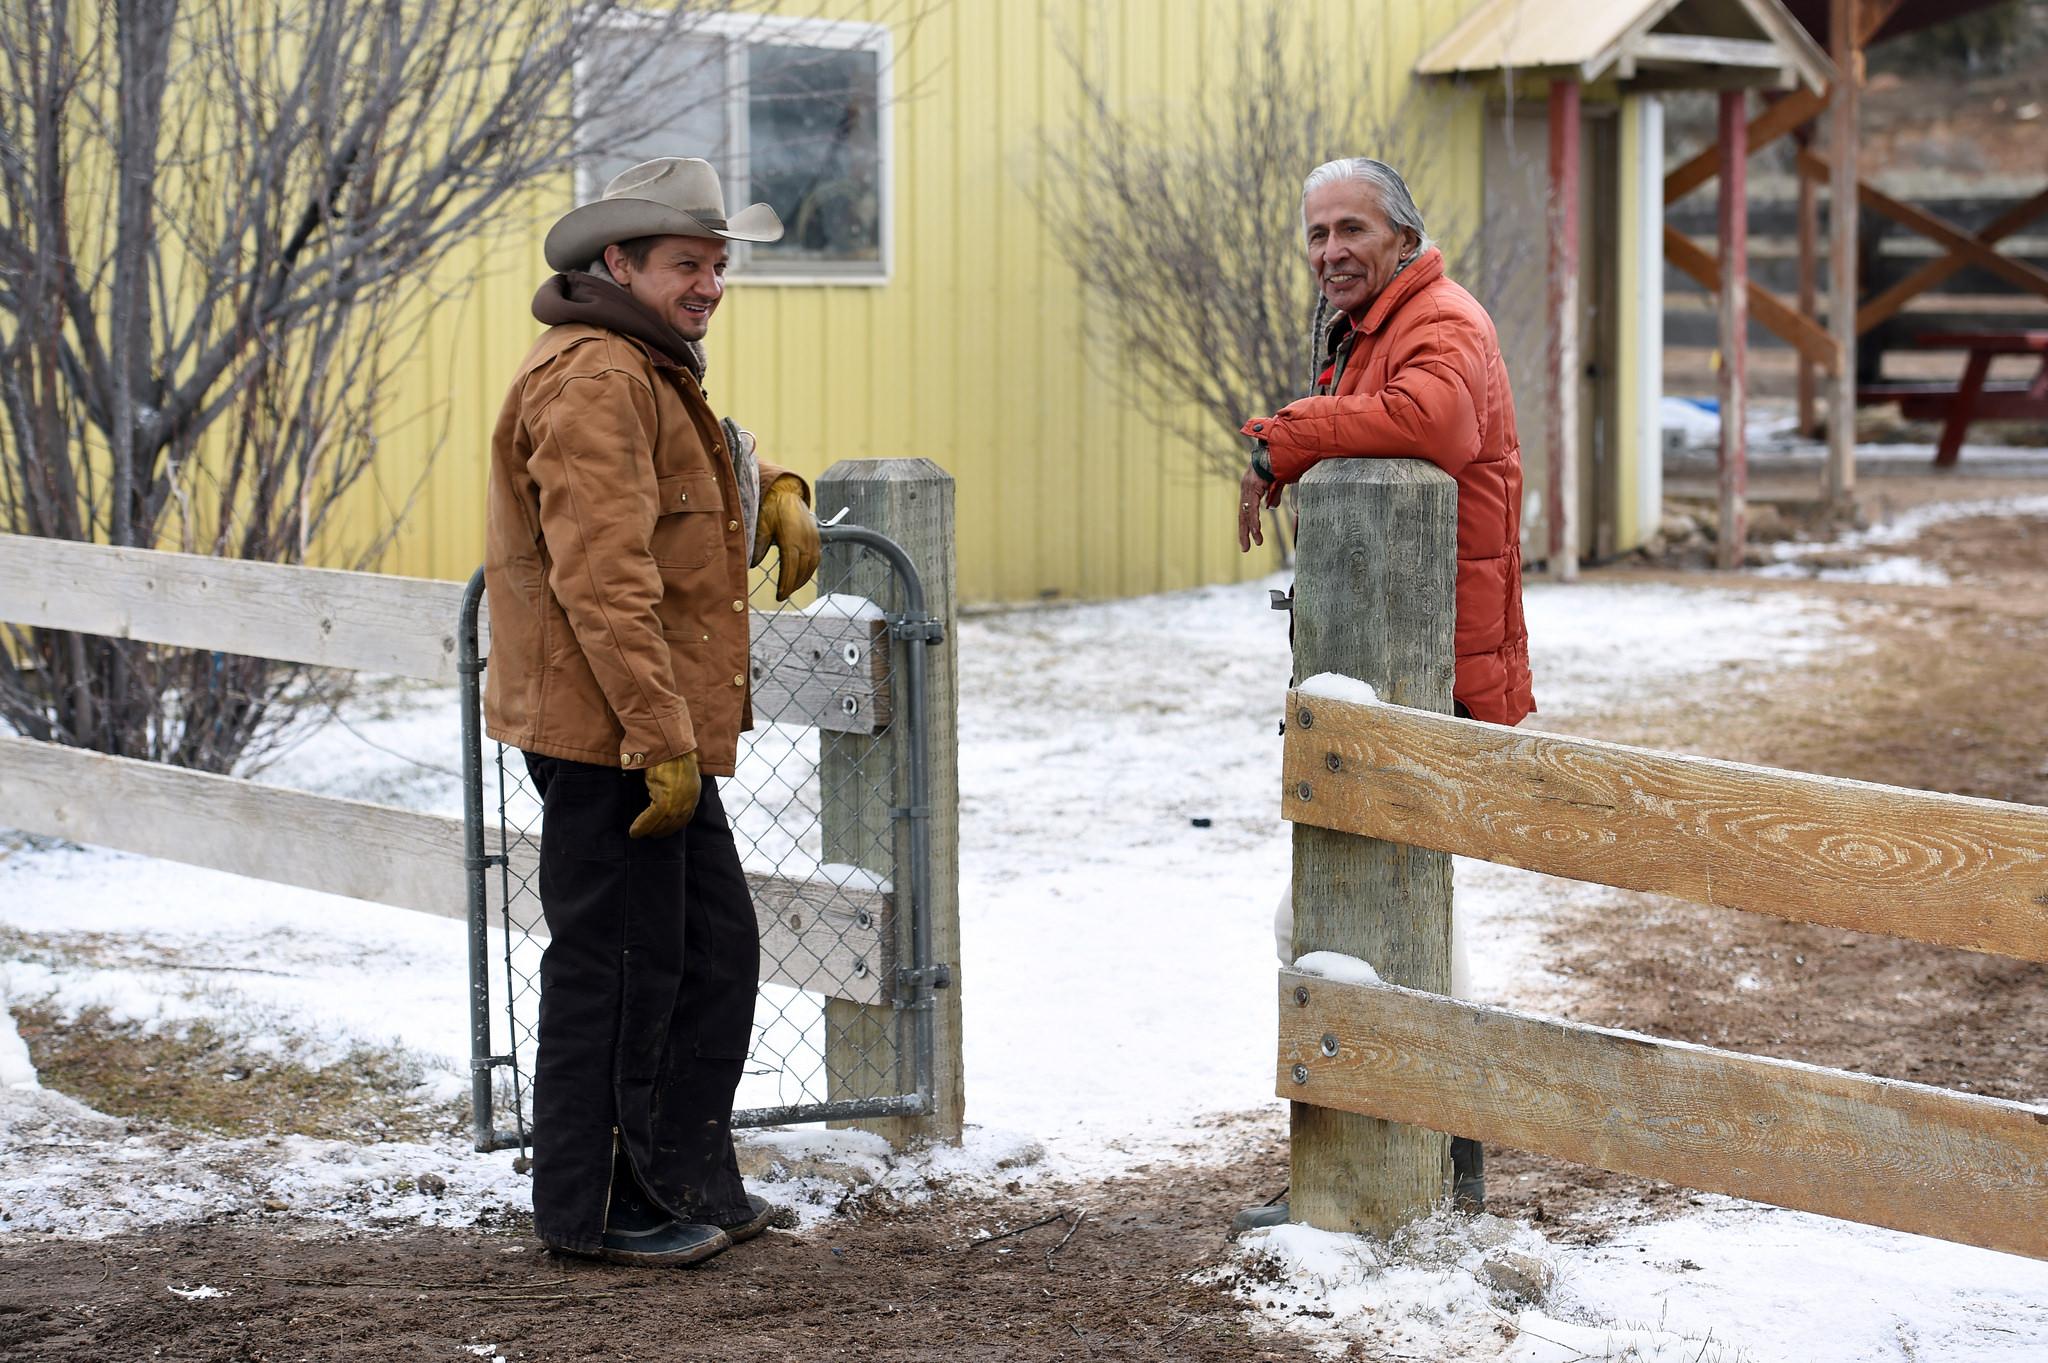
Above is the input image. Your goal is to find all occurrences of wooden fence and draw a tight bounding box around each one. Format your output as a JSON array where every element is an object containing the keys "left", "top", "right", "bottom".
[
  {"left": 1277, "top": 459, "right": 2048, "bottom": 1260},
  {"left": 0, "top": 529, "right": 900, "bottom": 1005}
]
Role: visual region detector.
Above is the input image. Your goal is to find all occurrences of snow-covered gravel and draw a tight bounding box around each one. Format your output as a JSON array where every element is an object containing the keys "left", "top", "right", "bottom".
[{"left": 8, "top": 545, "right": 2048, "bottom": 1359}]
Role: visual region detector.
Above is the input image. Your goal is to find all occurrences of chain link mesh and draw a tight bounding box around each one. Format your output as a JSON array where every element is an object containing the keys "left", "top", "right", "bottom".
[{"left": 473, "top": 539, "right": 919, "bottom": 1146}]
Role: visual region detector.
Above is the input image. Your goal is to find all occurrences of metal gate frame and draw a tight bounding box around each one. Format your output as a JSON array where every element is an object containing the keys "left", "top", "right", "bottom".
[{"left": 457, "top": 523, "right": 945, "bottom": 1153}]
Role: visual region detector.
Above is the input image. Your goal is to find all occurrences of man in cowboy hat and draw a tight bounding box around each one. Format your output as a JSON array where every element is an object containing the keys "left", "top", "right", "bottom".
[{"left": 484, "top": 156, "right": 819, "bottom": 1266}]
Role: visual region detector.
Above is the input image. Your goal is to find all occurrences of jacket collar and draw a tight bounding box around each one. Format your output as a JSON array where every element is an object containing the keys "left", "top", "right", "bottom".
[
  {"left": 1354, "top": 245, "right": 1444, "bottom": 336},
  {"left": 530, "top": 272, "right": 707, "bottom": 378}
]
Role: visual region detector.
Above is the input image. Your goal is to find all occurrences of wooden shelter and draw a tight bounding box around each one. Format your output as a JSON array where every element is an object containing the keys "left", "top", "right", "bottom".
[
  {"left": 1421, "top": 0, "right": 1834, "bottom": 577},
  {"left": 1423, "top": 0, "right": 2039, "bottom": 576}
]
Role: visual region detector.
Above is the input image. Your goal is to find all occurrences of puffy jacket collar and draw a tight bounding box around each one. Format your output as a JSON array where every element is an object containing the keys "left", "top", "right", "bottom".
[
  {"left": 1357, "top": 245, "right": 1445, "bottom": 336},
  {"left": 531, "top": 272, "right": 707, "bottom": 378}
]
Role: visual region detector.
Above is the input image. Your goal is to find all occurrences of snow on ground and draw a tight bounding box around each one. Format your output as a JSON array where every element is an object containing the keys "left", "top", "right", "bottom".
[
  {"left": 1759, "top": 493, "right": 2048, "bottom": 586},
  {"left": 7, "top": 548, "right": 2046, "bottom": 1357},
  {"left": 1219, "top": 1195, "right": 2048, "bottom": 1362}
]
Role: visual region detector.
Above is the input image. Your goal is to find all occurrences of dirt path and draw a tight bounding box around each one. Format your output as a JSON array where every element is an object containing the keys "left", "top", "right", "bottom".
[{"left": 0, "top": 1134, "right": 1321, "bottom": 1363}]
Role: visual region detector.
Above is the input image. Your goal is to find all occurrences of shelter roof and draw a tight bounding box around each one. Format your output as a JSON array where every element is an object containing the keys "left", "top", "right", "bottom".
[{"left": 1416, "top": 0, "right": 1834, "bottom": 92}]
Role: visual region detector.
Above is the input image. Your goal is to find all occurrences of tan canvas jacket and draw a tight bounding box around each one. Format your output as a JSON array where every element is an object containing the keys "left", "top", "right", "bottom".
[{"left": 483, "top": 319, "right": 801, "bottom": 777}]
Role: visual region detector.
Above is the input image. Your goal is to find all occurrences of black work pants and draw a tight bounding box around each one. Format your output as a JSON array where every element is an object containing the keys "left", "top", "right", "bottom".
[{"left": 522, "top": 753, "right": 759, "bottom": 1253}]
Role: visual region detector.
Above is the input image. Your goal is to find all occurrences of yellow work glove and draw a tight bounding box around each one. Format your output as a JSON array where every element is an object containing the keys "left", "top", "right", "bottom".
[
  {"left": 752, "top": 475, "right": 820, "bottom": 601},
  {"left": 628, "top": 751, "right": 700, "bottom": 840}
]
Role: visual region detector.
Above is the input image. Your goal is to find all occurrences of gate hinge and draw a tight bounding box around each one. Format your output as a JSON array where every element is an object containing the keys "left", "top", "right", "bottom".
[
  {"left": 889, "top": 614, "right": 946, "bottom": 645},
  {"left": 465, "top": 853, "right": 508, "bottom": 872},
  {"left": 896, "top": 963, "right": 953, "bottom": 994},
  {"left": 470, "top": 1054, "right": 515, "bottom": 1072}
]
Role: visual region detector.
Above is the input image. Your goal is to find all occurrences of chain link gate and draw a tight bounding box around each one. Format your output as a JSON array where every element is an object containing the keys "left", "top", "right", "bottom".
[{"left": 457, "top": 524, "right": 945, "bottom": 1153}]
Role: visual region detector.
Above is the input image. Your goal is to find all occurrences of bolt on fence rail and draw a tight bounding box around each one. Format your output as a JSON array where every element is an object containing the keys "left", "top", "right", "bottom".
[{"left": 458, "top": 514, "right": 952, "bottom": 1154}]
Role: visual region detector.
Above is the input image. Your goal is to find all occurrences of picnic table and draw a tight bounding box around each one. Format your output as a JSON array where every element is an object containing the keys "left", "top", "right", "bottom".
[{"left": 1858, "top": 331, "right": 2048, "bottom": 468}]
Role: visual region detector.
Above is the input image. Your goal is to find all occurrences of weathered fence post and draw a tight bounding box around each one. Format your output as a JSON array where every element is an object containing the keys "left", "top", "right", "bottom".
[
  {"left": 1289, "top": 458, "right": 1458, "bottom": 1234},
  {"left": 817, "top": 459, "right": 964, "bottom": 1146}
]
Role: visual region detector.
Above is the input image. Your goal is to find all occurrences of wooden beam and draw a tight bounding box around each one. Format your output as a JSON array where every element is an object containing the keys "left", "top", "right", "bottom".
[
  {"left": 1664, "top": 226, "right": 1841, "bottom": 375},
  {"left": 1717, "top": 90, "right": 1750, "bottom": 573},
  {"left": 1794, "top": 152, "right": 2048, "bottom": 305},
  {"left": 1280, "top": 695, "right": 2048, "bottom": 963},
  {"left": 0, "top": 733, "right": 893, "bottom": 1005},
  {"left": 749, "top": 611, "right": 893, "bottom": 734},
  {"left": 1857, "top": 189, "right": 2048, "bottom": 335},
  {"left": 1632, "top": 34, "right": 1787, "bottom": 68},
  {"left": 1278, "top": 972, "right": 2048, "bottom": 1261},
  {"left": 1548, "top": 78, "right": 1581, "bottom": 583},
  {"left": 1795, "top": 123, "right": 1822, "bottom": 434},
  {"left": 1287, "top": 459, "right": 1459, "bottom": 1235},
  {"left": 818, "top": 459, "right": 963, "bottom": 1145},
  {"left": 1827, "top": 0, "right": 1860, "bottom": 508},
  {"left": 0, "top": 535, "right": 893, "bottom": 735},
  {"left": 1858, "top": 0, "right": 1910, "bottom": 46},
  {"left": 1663, "top": 85, "right": 1826, "bottom": 205},
  {"left": 0, "top": 534, "right": 467, "bottom": 683}
]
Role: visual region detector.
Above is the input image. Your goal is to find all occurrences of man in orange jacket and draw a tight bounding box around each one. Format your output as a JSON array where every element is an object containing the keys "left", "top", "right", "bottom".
[
  {"left": 1238, "top": 157, "right": 1533, "bottom": 728},
  {"left": 1238, "top": 158, "right": 1535, "bottom": 1212},
  {"left": 485, "top": 158, "right": 819, "bottom": 1266}
]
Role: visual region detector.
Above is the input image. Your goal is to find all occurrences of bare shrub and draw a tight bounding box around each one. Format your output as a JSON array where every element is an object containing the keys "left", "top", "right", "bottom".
[
  {"left": 1036, "top": 4, "right": 1531, "bottom": 563},
  {"left": 0, "top": 0, "right": 899, "bottom": 770}
]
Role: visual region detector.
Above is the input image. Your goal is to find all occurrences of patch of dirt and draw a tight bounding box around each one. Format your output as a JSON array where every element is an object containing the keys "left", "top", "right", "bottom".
[
  {"left": 0, "top": 1140, "right": 1328, "bottom": 1363},
  {"left": 12, "top": 1003, "right": 457, "bottom": 1146},
  {"left": 2, "top": 926, "right": 460, "bottom": 1146}
]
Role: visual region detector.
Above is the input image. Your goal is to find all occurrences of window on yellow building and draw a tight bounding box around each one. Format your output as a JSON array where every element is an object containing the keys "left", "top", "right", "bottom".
[{"left": 579, "top": 13, "right": 891, "bottom": 283}]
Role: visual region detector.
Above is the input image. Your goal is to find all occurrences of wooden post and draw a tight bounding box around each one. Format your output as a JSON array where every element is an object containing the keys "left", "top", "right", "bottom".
[
  {"left": 1827, "top": 0, "right": 1860, "bottom": 509},
  {"left": 1289, "top": 458, "right": 1457, "bottom": 1235},
  {"left": 1547, "top": 78, "right": 1581, "bottom": 582},
  {"left": 1716, "top": 89, "right": 1749, "bottom": 572},
  {"left": 1794, "top": 123, "right": 1820, "bottom": 436},
  {"left": 818, "top": 458, "right": 964, "bottom": 1146}
]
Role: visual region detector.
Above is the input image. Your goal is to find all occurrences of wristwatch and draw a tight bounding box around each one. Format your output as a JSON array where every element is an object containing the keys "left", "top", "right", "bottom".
[{"left": 1249, "top": 442, "right": 1275, "bottom": 483}]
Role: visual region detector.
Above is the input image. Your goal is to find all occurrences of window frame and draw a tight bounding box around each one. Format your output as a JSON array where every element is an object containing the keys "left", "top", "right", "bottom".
[{"left": 575, "top": 9, "right": 895, "bottom": 287}]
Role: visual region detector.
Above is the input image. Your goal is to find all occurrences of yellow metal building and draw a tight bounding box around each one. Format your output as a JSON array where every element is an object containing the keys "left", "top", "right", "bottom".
[{"left": 359, "top": 0, "right": 1667, "bottom": 602}]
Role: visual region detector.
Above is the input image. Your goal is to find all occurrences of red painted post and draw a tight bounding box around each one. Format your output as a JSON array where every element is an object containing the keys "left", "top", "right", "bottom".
[
  {"left": 1716, "top": 89, "right": 1749, "bottom": 572},
  {"left": 1546, "top": 78, "right": 1581, "bottom": 582},
  {"left": 1794, "top": 123, "right": 1820, "bottom": 436},
  {"left": 1828, "top": 0, "right": 1861, "bottom": 509}
]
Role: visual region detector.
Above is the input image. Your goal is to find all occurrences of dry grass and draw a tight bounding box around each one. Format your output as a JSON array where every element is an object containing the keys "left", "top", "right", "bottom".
[{"left": 4, "top": 925, "right": 460, "bottom": 1144}]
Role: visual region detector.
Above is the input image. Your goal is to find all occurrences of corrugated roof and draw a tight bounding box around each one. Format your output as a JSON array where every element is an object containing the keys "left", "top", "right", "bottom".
[
  {"left": 1417, "top": 0, "right": 1832, "bottom": 92},
  {"left": 1416, "top": 0, "right": 1676, "bottom": 76}
]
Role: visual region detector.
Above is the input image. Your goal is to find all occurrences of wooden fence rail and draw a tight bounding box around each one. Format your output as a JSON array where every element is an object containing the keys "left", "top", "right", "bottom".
[
  {"left": 1277, "top": 688, "right": 2048, "bottom": 1259},
  {"left": 1279, "top": 969, "right": 2048, "bottom": 1261},
  {"left": 0, "top": 733, "right": 893, "bottom": 1006},
  {"left": 0, "top": 533, "right": 890, "bottom": 735},
  {"left": 1281, "top": 692, "right": 2048, "bottom": 962},
  {"left": 0, "top": 533, "right": 898, "bottom": 1005}
]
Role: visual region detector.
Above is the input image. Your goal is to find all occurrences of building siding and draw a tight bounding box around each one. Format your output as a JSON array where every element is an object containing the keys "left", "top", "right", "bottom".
[{"left": 354, "top": 0, "right": 1489, "bottom": 602}]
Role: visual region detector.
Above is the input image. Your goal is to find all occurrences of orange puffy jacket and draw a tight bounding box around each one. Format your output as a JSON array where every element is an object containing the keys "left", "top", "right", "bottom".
[{"left": 1243, "top": 247, "right": 1534, "bottom": 725}]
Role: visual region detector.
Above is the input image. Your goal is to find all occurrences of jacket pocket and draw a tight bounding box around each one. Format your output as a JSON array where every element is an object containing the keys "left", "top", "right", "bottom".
[{"left": 650, "top": 472, "right": 720, "bottom": 569}]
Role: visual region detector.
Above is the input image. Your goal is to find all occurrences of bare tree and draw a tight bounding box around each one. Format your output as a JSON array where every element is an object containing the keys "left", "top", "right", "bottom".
[
  {"left": 1037, "top": 5, "right": 1530, "bottom": 563},
  {"left": 0, "top": 0, "right": 877, "bottom": 771}
]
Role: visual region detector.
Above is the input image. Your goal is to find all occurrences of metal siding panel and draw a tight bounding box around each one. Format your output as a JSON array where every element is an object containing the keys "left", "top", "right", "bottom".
[{"left": 347, "top": 0, "right": 1500, "bottom": 603}]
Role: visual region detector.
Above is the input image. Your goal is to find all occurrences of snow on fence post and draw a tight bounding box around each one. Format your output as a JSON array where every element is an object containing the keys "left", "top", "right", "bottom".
[
  {"left": 1288, "top": 457, "right": 1458, "bottom": 1235},
  {"left": 816, "top": 459, "right": 964, "bottom": 1146}
]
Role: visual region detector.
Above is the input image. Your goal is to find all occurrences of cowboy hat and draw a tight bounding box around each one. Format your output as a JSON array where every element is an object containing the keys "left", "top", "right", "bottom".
[{"left": 544, "top": 157, "right": 783, "bottom": 271}]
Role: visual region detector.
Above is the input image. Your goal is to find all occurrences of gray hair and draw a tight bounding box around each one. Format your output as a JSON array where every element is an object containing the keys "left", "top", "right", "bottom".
[{"left": 1301, "top": 158, "right": 1431, "bottom": 254}]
